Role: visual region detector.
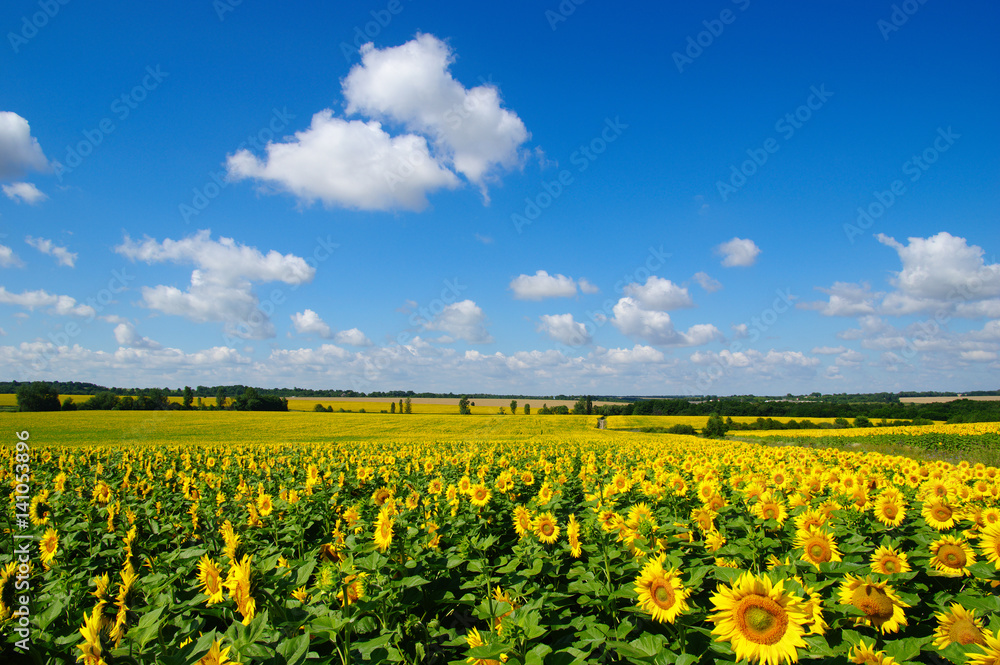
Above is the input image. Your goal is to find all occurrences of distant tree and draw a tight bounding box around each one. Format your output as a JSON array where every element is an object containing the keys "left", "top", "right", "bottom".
[
  {"left": 553, "top": 405, "right": 570, "bottom": 415},
  {"left": 183, "top": 386, "right": 194, "bottom": 410},
  {"left": 390, "top": 402, "right": 396, "bottom": 414},
  {"left": 16, "top": 382, "right": 62, "bottom": 412},
  {"left": 404, "top": 397, "right": 412, "bottom": 414},
  {"left": 510, "top": 399, "right": 518, "bottom": 414},
  {"left": 833, "top": 417, "right": 851, "bottom": 428},
  {"left": 523, "top": 403, "right": 530, "bottom": 415},
  {"left": 586, "top": 396, "right": 593, "bottom": 415},
  {"left": 216, "top": 388, "right": 227, "bottom": 410},
  {"left": 80, "top": 391, "right": 120, "bottom": 410},
  {"left": 702, "top": 413, "right": 729, "bottom": 438},
  {"left": 117, "top": 395, "right": 134, "bottom": 411},
  {"left": 61, "top": 397, "right": 77, "bottom": 411},
  {"left": 853, "top": 416, "right": 873, "bottom": 428},
  {"left": 196, "top": 397, "right": 204, "bottom": 410},
  {"left": 399, "top": 399, "right": 403, "bottom": 414},
  {"left": 498, "top": 407, "right": 506, "bottom": 415},
  {"left": 459, "top": 396, "right": 471, "bottom": 415},
  {"left": 572, "top": 397, "right": 587, "bottom": 415},
  {"left": 314, "top": 403, "right": 327, "bottom": 412}
]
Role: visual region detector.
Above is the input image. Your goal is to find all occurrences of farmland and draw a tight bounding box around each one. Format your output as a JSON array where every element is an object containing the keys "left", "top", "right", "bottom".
[{"left": 2, "top": 411, "right": 999, "bottom": 664}]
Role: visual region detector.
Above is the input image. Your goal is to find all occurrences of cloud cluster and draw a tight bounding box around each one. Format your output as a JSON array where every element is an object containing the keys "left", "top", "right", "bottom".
[
  {"left": 509, "top": 270, "right": 597, "bottom": 300},
  {"left": 227, "top": 34, "right": 529, "bottom": 212},
  {"left": 0, "top": 111, "right": 48, "bottom": 180}
]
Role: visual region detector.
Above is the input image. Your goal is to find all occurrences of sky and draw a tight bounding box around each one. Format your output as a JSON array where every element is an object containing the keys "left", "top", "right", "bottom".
[{"left": 0, "top": 0, "right": 998, "bottom": 396}]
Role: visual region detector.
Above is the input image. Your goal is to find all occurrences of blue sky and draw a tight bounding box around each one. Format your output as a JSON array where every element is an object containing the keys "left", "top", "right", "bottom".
[{"left": 1, "top": 0, "right": 998, "bottom": 395}]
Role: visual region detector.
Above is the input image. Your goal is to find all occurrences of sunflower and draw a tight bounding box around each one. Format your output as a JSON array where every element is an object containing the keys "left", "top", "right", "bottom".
[
  {"left": 256, "top": 493, "right": 273, "bottom": 517},
  {"left": 40, "top": 527, "right": 58, "bottom": 569},
  {"left": 374, "top": 505, "right": 394, "bottom": 552},
  {"left": 92, "top": 480, "right": 113, "bottom": 505},
  {"left": 872, "top": 494, "right": 906, "bottom": 527},
  {"left": 0, "top": 562, "right": 18, "bottom": 621},
  {"left": 567, "top": 514, "right": 582, "bottom": 558},
  {"left": 197, "top": 555, "right": 225, "bottom": 604},
  {"left": 196, "top": 640, "right": 237, "bottom": 665},
  {"left": 470, "top": 484, "right": 492, "bottom": 508},
  {"left": 922, "top": 499, "right": 957, "bottom": 530},
  {"left": 929, "top": 534, "right": 976, "bottom": 577},
  {"left": 752, "top": 493, "right": 788, "bottom": 526},
  {"left": 792, "top": 508, "right": 826, "bottom": 533},
  {"left": 933, "top": 604, "right": 985, "bottom": 650},
  {"left": 30, "top": 492, "right": 52, "bottom": 526},
  {"left": 336, "top": 573, "right": 367, "bottom": 607},
  {"left": 224, "top": 555, "right": 256, "bottom": 625},
  {"left": 465, "top": 627, "right": 505, "bottom": 665},
  {"left": 869, "top": 545, "right": 911, "bottom": 575},
  {"left": 978, "top": 522, "right": 1000, "bottom": 569},
  {"left": 534, "top": 512, "right": 559, "bottom": 545},
  {"left": 634, "top": 553, "right": 690, "bottom": 624},
  {"left": 795, "top": 526, "right": 841, "bottom": 569},
  {"left": 966, "top": 628, "right": 1000, "bottom": 665},
  {"left": 709, "top": 571, "right": 808, "bottom": 665},
  {"left": 705, "top": 529, "right": 727, "bottom": 553},
  {"left": 76, "top": 606, "right": 107, "bottom": 665},
  {"left": 798, "top": 580, "right": 827, "bottom": 636},
  {"left": 838, "top": 574, "right": 908, "bottom": 634},
  {"left": 512, "top": 505, "right": 533, "bottom": 539},
  {"left": 849, "top": 638, "right": 898, "bottom": 665},
  {"left": 492, "top": 586, "right": 519, "bottom": 634}
]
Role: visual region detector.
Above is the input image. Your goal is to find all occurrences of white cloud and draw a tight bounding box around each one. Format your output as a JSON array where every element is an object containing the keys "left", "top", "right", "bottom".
[
  {"left": 113, "top": 322, "right": 161, "bottom": 349},
  {"left": 291, "top": 309, "right": 332, "bottom": 338},
  {"left": 715, "top": 237, "right": 761, "bottom": 267},
  {"left": 537, "top": 313, "right": 591, "bottom": 346},
  {"left": 836, "top": 349, "right": 866, "bottom": 367},
  {"left": 3, "top": 182, "right": 46, "bottom": 204},
  {"left": 690, "top": 348, "right": 821, "bottom": 372},
  {"left": 227, "top": 113, "right": 459, "bottom": 212},
  {"left": 26, "top": 236, "right": 76, "bottom": 267},
  {"left": 578, "top": 278, "right": 600, "bottom": 295},
  {"left": 0, "top": 244, "right": 24, "bottom": 268},
  {"left": 116, "top": 230, "right": 314, "bottom": 339},
  {"left": 334, "top": 328, "right": 372, "bottom": 346},
  {"left": 623, "top": 276, "right": 693, "bottom": 311},
  {"left": 227, "top": 34, "right": 528, "bottom": 212},
  {"left": 509, "top": 270, "right": 580, "bottom": 300},
  {"left": 0, "top": 287, "right": 95, "bottom": 317},
  {"left": 0, "top": 112, "right": 48, "bottom": 179},
  {"left": 799, "top": 282, "right": 879, "bottom": 317},
  {"left": 599, "top": 344, "right": 665, "bottom": 364},
  {"left": 343, "top": 34, "right": 529, "bottom": 197},
  {"left": 421, "top": 299, "right": 492, "bottom": 343},
  {"left": 960, "top": 350, "right": 998, "bottom": 362},
  {"left": 610, "top": 297, "right": 721, "bottom": 346},
  {"left": 693, "top": 271, "right": 722, "bottom": 293},
  {"left": 811, "top": 345, "right": 847, "bottom": 355}
]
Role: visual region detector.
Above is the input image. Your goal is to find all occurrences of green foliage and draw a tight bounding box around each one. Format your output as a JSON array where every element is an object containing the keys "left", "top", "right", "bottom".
[
  {"left": 61, "top": 397, "right": 77, "bottom": 411},
  {"left": 16, "top": 381, "right": 62, "bottom": 411},
  {"left": 459, "top": 396, "right": 471, "bottom": 415},
  {"left": 702, "top": 413, "right": 729, "bottom": 438}
]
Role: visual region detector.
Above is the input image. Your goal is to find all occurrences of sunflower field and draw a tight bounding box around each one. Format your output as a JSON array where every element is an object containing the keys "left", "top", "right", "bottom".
[{"left": 2, "top": 412, "right": 1000, "bottom": 665}]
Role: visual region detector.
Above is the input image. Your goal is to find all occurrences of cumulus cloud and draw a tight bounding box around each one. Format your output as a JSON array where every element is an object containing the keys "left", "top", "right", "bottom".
[
  {"left": 623, "top": 276, "right": 693, "bottom": 311},
  {"left": 291, "top": 309, "right": 332, "bottom": 338},
  {"left": 811, "top": 345, "right": 847, "bottom": 355},
  {"left": 799, "top": 282, "right": 880, "bottom": 317},
  {"left": 334, "top": 328, "right": 372, "bottom": 346},
  {"left": 26, "top": 236, "right": 76, "bottom": 267},
  {"left": 3, "top": 182, "right": 46, "bottom": 204},
  {"left": 690, "top": 348, "right": 821, "bottom": 373},
  {"left": 0, "top": 112, "right": 48, "bottom": 179},
  {"left": 227, "top": 34, "right": 529, "bottom": 211},
  {"left": 715, "top": 237, "right": 761, "bottom": 267},
  {"left": 421, "top": 299, "right": 493, "bottom": 343},
  {"left": 509, "top": 270, "right": 582, "bottom": 300},
  {"left": 0, "top": 244, "right": 24, "bottom": 268},
  {"left": 113, "top": 322, "right": 161, "bottom": 349},
  {"left": 693, "top": 271, "right": 722, "bottom": 293},
  {"left": 537, "top": 313, "right": 591, "bottom": 346},
  {"left": 0, "top": 287, "right": 95, "bottom": 317},
  {"left": 610, "top": 297, "right": 720, "bottom": 346},
  {"left": 116, "top": 230, "right": 314, "bottom": 339}
]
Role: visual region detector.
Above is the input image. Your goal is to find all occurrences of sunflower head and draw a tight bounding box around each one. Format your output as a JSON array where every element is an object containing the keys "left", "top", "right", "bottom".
[
  {"left": 933, "top": 604, "right": 984, "bottom": 650},
  {"left": 634, "top": 553, "right": 689, "bottom": 624},
  {"left": 838, "top": 574, "right": 909, "bottom": 634}
]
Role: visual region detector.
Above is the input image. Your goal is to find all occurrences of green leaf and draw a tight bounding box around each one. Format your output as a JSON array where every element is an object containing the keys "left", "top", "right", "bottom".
[
  {"left": 130, "top": 604, "right": 166, "bottom": 650},
  {"left": 276, "top": 631, "right": 310, "bottom": 665},
  {"left": 883, "top": 635, "right": 931, "bottom": 662},
  {"left": 525, "top": 643, "right": 553, "bottom": 665}
]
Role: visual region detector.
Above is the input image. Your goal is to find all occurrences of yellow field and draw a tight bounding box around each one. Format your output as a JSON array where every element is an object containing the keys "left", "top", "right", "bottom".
[
  {"left": 735, "top": 421, "right": 1000, "bottom": 438},
  {"left": 606, "top": 414, "right": 845, "bottom": 430}
]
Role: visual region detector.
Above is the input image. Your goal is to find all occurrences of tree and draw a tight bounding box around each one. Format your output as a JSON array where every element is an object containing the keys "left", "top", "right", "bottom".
[
  {"left": 853, "top": 416, "right": 873, "bottom": 428},
  {"left": 61, "top": 397, "right": 77, "bottom": 411},
  {"left": 524, "top": 403, "right": 530, "bottom": 415},
  {"left": 216, "top": 388, "right": 227, "bottom": 410},
  {"left": 390, "top": 402, "right": 396, "bottom": 414},
  {"left": 702, "top": 413, "right": 729, "bottom": 438},
  {"left": 586, "top": 396, "right": 593, "bottom": 415},
  {"left": 16, "top": 382, "right": 61, "bottom": 412},
  {"left": 572, "top": 397, "right": 587, "bottom": 415},
  {"left": 183, "top": 386, "right": 194, "bottom": 410},
  {"left": 399, "top": 399, "right": 403, "bottom": 414},
  {"left": 80, "top": 391, "right": 120, "bottom": 410},
  {"left": 404, "top": 397, "right": 412, "bottom": 414},
  {"left": 459, "top": 396, "right": 471, "bottom": 415},
  {"left": 510, "top": 399, "right": 518, "bottom": 414}
]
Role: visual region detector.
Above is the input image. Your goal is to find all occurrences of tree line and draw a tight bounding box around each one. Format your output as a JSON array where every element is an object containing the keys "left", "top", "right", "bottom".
[{"left": 13, "top": 382, "right": 287, "bottom": 412}]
